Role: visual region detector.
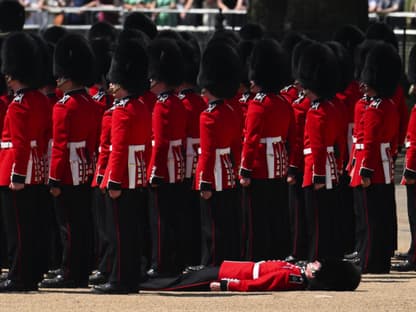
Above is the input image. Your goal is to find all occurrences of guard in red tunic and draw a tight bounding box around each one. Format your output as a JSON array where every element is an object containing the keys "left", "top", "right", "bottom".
[
  {"left": 146, "top": 38, "right": 188, "bottom": 276},
  {"left": 92, "top": 38, "right": 152, "bottom": 294},
  {"left": 39, "top": 34, "right": 102, "bottom": 288},
  {"left": 192, "top": 40, "right": 242, "bottom": 269},
  {"left": 139, "top": 258, "right": 361, "bottom": 292},
  {"left": 0, "top": 32, "right": 50, "bottom": 292},
  {"left": 239, "top": 39, "right": 295, "bottom": 261},
  {"left": 351, "top": 42, "right": 401, "bottom": 273},
  {"left": 297, "top": 42, "right": 346, "bottom": 262}
]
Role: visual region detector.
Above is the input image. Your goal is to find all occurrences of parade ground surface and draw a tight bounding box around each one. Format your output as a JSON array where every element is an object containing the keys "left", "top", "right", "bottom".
[{"left": 1, "top": 185, "right": 415, "bottom": 312}]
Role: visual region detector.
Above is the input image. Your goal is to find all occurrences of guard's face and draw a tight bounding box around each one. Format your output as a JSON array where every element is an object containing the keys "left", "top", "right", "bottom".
[{"left": 305, "top": 261, "right": 322, "bottom": 280}]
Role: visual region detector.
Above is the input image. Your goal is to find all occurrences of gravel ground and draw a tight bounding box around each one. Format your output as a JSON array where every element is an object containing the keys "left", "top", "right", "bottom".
[{"left": 1, "top": 185, "right": 415, "bottom": 312}]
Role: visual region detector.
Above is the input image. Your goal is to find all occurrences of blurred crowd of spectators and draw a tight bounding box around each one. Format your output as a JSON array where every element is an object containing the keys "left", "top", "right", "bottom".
[{"left": 18, "top": 0, "right": 248, "bottom": 27}]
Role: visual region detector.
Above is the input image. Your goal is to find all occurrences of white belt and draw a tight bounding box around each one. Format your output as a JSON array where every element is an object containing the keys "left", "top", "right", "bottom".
[
  {"left": 67, "top": 141, "right": 86, "bottom": 149},
  {"left": 259, "top": 136, "right": 282, "bottom": 144},
  {"left": 352, "top": 136, "right": 357, "bottom": 144},
  {"left": 0, "top": 140, "right": 37, "bottom": 149},
  {"left": 128, "top": 144, "right": 146, "bottom": 188},
  {"left": 303, "top": 146, "right": 334, "bottom": 155},
  {"left": 380, "top": 142, "right": 392, "bottom": 184},
  {"left": 216, "top": 147, "right": 231, "bottom": 155},
  {"left": 355, "top": 143, "right": 364, "bottom": 150},
  {"left": 406, "top": 141, "right": 411, "bottom": 148},
  {"left": 168, "top": 139, "right": 184, "bottom": 183},
  {"left": 252, "top": 261, "right": 265, "bottom": 280}
]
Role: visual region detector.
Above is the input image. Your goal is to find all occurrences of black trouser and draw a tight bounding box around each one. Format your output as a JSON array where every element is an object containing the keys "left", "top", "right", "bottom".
[
  {"left": 355, "top": 184, "right": 395, "bottom": 273},
  {"left": 244, "top": 179, "right": 290, "bottom": 261},
  {"left": 304, "top": 186, "right": 343, "bottom": 261},
  {"left": 200, "top": 189, "right": 240, "bottom": 267},
  {"left": 288, "top": 172, "right": 308, "bottom": 260},
  {"left": 0, "top": 185, "right": 44, "bottom": 287},
  {"left": 105, "top": 188, "right": 146, "bottom": 289},
  {"left": 54, "top": 184, "right": 93, "bottom": 285},
  {"left": 406, "top": 184, "right": 416, "bottom": 263},
  {"left": 148, "top": 182, "right": 187, "bottom": 275},
  {"left": 91, "top": 187, "right": 111, "bottom": 275},
  {"left": 337, "top": 173, "right": 355, "bottom": 255}
]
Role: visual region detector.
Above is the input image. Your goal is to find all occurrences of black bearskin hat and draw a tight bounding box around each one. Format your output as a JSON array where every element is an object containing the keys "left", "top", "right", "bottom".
[
  {"left": 88, "top": 21, "right": 118, "bottom": 43},
  {"left": 41, "top": 26, "right": 68, "bottom": 46},
  {"left": 123, "top": 12, "right": 158, "bottom": 40},
  {"left": 307, "top": 260, "right": 361, "bottom": 291},
  {"left": 297, "top": 42, "right": 338, "bottom": 100},
  {"left": 238, "top": 40, "right": 255, "bottom": 88},
  {"left": 54, "top": 33, "right": 95, "bottom": 86},
  {"left": 291, "top": 39, "right": 314, "bottom": 83},
  {"left": 360, "top": 41, "right": 402, "bottom": 98},
  {"left": 366, "top": 22, "right": 398, "bottom": 50},
  {"left": 109, "top": 38, "right": 148, "bottom": 95},
  {"left": 30, "top": 34, "right": 55, "bottom": 88},
  {"left": 0, "top": 0, "right": 25, "bottom": 33},
  {"left": 326, "top": 41, "right": 354, "bottom": 93},
  {"left": 148, "top": 38, "right": 184, "bottom": 87},
  {"left": 198, "top": 41, "right": 242, "bottom": 99},
  {"left": 250, "top": 38, "right": 287, "bottom": 93},
  {"left": 354, "top": 39, "right": 378, "bottom": 81},
  {"left": 408, "top": 43, "right": 416, "bottom": 84},
  {"left": 239, "top": 23, "right": 264, "bottom": 41},
  {"left": 90, "top": 38, "right": 112, "bottom": 84},
  {"left": 333, "top": 24, "right": 365, "bottom": 57},
  {"left": 281, "top": 31, "right": 307, "bottom": 83},
  {"left": 157, "top": 29, "right": 183, "bottom": 41},
  {"left": 117, "top": 28, "right": 150, "bottom": 47},
  {"left": 1, "top": 32, "right": 41, "bottom": 87},
  {"left": 209, "top": 29, "right": 240, "bottom": 48}
]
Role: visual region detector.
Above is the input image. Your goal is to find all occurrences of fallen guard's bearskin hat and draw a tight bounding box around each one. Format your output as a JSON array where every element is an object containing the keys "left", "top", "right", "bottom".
[
  {"left": 297, "top": 42, "right": 338, "bottom": 100},
  {"left": 88, "top": 21, "right": 118, "bottom": 43},
  {"left": 239, "top": 23, "right": 264, "bottom": 41},
  {"left": 307, "top": 260, "right": 361, "bottom": 291},
  {"left": 1, "top": 32, "right": 41, "bottom": 87},
  {"left": 41, "top": 26, "right": 68, "bottom": 46},
  {"left": 90, "top": 38, "right": 113, "bottom": 84},
  {"left": 366, "top": 22, "right": 398, "bottom": 50},
  {"left": 54, "top": 33, "right": 95, "bottom": 86},
  {"left": 326, "top": 41, "right": 354, "bottom": 93},
  {"left": 109, "top": 38, "right": 148, "bottom": 95},
  {"left": 198, "top": 41, "right": 242, "bottom": 99},
  {"left": 0, "top": 0, "right": 25, "bottom": 33},
  {"left": 148, "top": 38, "right": 184, "bottom": 87},
  {"left": 250, "top": 38, "right": 287, "bottom": 93},
  {"left": 123, "top": 12, "right": 158, "bottom": 40},
  {"left": 360, "top": 41, "right": 402, "bottom": 98}
]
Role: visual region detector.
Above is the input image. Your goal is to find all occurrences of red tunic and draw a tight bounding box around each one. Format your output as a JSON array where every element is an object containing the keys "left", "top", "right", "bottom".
[
  {"left": 140, "top": 90, "right": 157, "bottom": 113},
  {"left": 351, "top": 97, "right": 399, "bottom": 185},
  {"left": 280, "top": 84, "right": 300, "bottom": 104},
  {"left": 347, "top": 96, "right": 370, "bottom": 180},
  {"left": 226, "top": 96, "right": 244, "bottom": 176},
  {"left": 102, "top": 97, "right": 152, "bottom": 189},
  {"left": 195, "top": 100, "right": 240, "bottom": 191},
  {"left": 392, "top": 85, "right": 409, "bottom": 149},
  {"left": 240, "top": 92, "right": 296, "bottom": 179},
  {"left": 288, "top": 94, "right": 310, "bottom": 173},
  {"left": 219, "top": 260, "right": 306, "bottom": 291},
  {"left": 89, "top": 85, "right": 114, "bottom": 111},
  {"left": 148, "top": 91, "right": 187, "bottom": 184},
  {"left": 404, "top": 104, "right": 416, "bottom": 181},
  {"left": 92, "top": 105, "right": 114, "bottom": 187},
  {"left": 178, "top": 88, "right": 207, "bottom": 178},
  {"left": 49, "top": 89, "right": 101, "bottom": 186},
  {"left": 0, "top": 97, "right": 8, "bottom": 137},
  {"left": 303, "top": 99, "right": 345, "bottom": 188},
  {"left": 0, "top": 89, "right": 51, "bottom": 185}
]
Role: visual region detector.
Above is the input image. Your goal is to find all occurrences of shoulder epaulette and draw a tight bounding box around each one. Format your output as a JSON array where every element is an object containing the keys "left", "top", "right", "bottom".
[
  {"left": 58, "top": 94, "right": 70, "bottom": 104},
  {"left": 370, "top": 97, "right": 382, "bottom": 109},
  {"left": 254, "top": 92, "right": 266, "bottom": 103},
  {"left": 311, "top": 100, "right": 320, "bottom": 110},
  {"left": 281, "top": 85, "right": 295, "bottom": 93},
  {"left": 115, "top": 98, "right": 129, "bottom": 108},
  {"left": 239, "top": 93, "right": 251, "bottom": 104},
  {"left": 178, "top": 93, "right": 186, "bottom": 100},
  {"left": 206, "top": 103, "right": 218, "bottom": 113},
  {"left": 92, "top": 90, "right": 105, "bottom": 102},
  {"left": 13, "top": 93, "right": 24, "bottom": 104},
  {"left": 157, "top": 94, "right": 169, "bottom": 103},
  {"left": 293, "top": 93, "right": 305, "bottom": 105}
]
